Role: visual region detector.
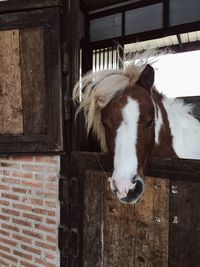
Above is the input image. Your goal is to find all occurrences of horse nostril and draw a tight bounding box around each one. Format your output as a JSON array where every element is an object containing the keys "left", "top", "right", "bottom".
[
  {"left": 131, "top": 175, "right": 137, "bottom": 183},
  {"left": 120, "top": 176, "right": 145, "bottom": 204}
]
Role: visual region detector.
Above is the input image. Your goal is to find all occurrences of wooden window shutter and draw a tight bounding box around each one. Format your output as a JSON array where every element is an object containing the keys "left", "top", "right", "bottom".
[{"left": 0, "top": 7, "right": 63, "bottom": 154}]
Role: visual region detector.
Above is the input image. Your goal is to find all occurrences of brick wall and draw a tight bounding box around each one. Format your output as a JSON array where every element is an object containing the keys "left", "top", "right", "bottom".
[{"left": 0, "top": 155, "right": 60, "bottom": 267}]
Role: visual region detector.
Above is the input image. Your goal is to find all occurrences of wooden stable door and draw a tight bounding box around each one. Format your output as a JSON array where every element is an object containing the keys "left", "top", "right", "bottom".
[
  {"left": 0, "top": 6, "right": 63, "bottom": 153},
  {"left": 70, "top": 152, "right": 200, "bottom": 267}
]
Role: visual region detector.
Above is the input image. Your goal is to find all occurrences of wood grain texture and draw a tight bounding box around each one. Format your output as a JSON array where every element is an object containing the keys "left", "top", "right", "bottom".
[
  {"left": 134, "top": 177, "right": 169, "bottom": 267},
  {"left": 20, "top": 27, "right": 46, "bottom": 135},
  {"left": 169, "top": 180, "right": 200, "bottom": 267},
  {"left": 83, "top": 170, "right": 104, "bottom": 267},
  {"left": 0, "top": 29, "right": 23, "bottom": 135},
  {"left": 83, "top": 171, "right": 169, "bottom": 267},
  {"left": 103, "top": 173, "right": 136, "bottom": 267}
]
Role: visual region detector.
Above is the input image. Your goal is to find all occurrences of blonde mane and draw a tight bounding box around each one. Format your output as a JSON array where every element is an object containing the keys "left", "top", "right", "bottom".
[{"left": 73, "top": 50, "right": 163, "bottom": 151}]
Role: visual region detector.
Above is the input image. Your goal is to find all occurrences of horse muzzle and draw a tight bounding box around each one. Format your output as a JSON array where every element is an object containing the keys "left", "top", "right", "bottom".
[
  {"left": 111, "top": 176, "right": 144, "bottom": 204},
  {"left": 121, "top": 176, "right": 144, "bottom": 204}
]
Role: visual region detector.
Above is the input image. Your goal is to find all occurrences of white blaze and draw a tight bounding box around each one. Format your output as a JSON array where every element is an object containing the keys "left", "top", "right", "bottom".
[
  {"left": 110, "top": 97, "right": 140, "bottom": 197},
  {"left": 155, "top": 106, "right": 163, "bottom": 144}
]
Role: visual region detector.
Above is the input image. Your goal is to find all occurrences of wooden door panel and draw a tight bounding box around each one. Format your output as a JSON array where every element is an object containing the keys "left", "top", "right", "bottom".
[
  {"left": 0, "top": 8, "right": 63, "bottom": 153},
  {"left": 83, "top": 171, "right": 169, "bottom": 267},
  {"left": 0, "top": 29, "right": 23, "bottom": 135}
]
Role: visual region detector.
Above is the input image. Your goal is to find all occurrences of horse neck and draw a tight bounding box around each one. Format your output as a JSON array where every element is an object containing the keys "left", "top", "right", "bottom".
[
  {"left": 152, "top": 89, "right": 200, "bottom": 159},
  {"left": 151, "top": 89, "right": 177, "bottom": 158}
]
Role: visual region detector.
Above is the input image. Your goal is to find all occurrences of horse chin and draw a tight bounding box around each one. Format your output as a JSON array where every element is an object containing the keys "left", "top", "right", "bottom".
[{"left": 119, "top": 176, "right": 145, "bottom": 204}]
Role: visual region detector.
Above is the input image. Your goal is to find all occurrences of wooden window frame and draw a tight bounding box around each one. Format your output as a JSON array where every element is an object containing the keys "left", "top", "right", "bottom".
[{"left": 0, "top": 7, "right": 63, "bottom": 154}]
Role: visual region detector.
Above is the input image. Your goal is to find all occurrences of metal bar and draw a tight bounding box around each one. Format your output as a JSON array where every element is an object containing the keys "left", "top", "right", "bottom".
[
  {"left": 177, "top": 34, "right": 183, "bottom": 51},
  {"left": 163, "top": 0, "right": 169, "bottom": 31},
  {"left": 107, "top": 47, "right": 110, "bottom": 69},
  {"left": 99, "top": 49, "right": 101, "bottom": 70},
  {"left": 103, "top": 48, "right": 105, "bottom": 69},
  {"left": 111, "top": 47, "right": 114, "bottom": 68}
]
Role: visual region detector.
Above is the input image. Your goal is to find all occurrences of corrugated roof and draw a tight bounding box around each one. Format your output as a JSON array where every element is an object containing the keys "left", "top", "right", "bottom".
[{"left": 124, "top": 31, "right": 200, "bottom": 53}]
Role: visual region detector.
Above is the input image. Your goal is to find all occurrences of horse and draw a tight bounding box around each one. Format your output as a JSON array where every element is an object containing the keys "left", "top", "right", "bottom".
[{"left": 73, "top": 51, "right": 200, "bottom": 204}]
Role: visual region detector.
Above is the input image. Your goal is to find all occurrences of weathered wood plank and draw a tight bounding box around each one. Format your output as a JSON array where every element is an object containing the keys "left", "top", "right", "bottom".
[
  {"left": 169, "top": 180, "right": 200, "bottom": 267},
  {"left": 134, "top": 177, "right": 169, "bottom": 267},
  {"left": 20, "top": 27, "right": 46, "bottom": 135},
  {"left": 0, "top": 29, "right": 23, "bottom": 135},
  {"left": 150, "top": 178, "right": 169, "bottom": 267},
  {"left": 134, "top": 177, "right": 154, "bottom": 267},
  {"left": 83, "top": 170, "right": 104, "bottom": 267},
  {"left": 71, "top": 151, "right": 200, "bottom": 182},
  {"left": 0, "top": 0, "right": 62, "bottom": 14},
  {"left": 103, "top": 173, "right": 136, "bottom": 267},
  {"left": 83, "top": 171, "right": 169, "bottom": 267}
]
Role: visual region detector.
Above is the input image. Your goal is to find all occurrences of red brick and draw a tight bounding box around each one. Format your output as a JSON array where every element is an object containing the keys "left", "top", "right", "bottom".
[
  {"left": 22, "top": 229, "right": 43, "bottom": 240},
  {"left": 35, "top": 175, "right": 57, "bottom": 181},
  {"left": 2, "top": 223, "right": 19, "bottom": 232},
  {"left": 44, "top": 252, "right": 55, "bottom": 260},
  {"left": 0, "top": 162, "right": 20, "bottom": 168},
  {"left": 46, "top": 218, "right": 56, "bottom": 225},
  {"left": 1, "top": 193, "right": 19, "bottom": 200},
  {"left": 46, "top": 167, "right": 58, "bottom": 173},
  {"left": 21, "top": 244, "right": 41, "bottom": 255},
  {"left": 22, "top": 213, "right": 43, "bottom": 222},
  {"left": 0, "top": 237, "right": 17, "bottom": 247},
  {"left": 0, "top": 230, "right": 10, "bottom": 236},
  {"left": 12, "top": 234, "right": 32, "bottom": 244},
  {"left": 12, "top": 156, "right": 34, "bottom": 161},
  {"left": 0, "top": 251, "right": 18, "bottom": 263},
  {"left": 22, "top": 165, "right": 44, "bottom": 172},
  {"left": 2, "top": 208, "right": 20, "bottom": 216},
  {"left": 1, "top": 177, "right": 20, "bottom": 184},
  {"left": 12, "top": 171, "right": 33, "bottom": 179},
  {"left": 30, "top": 198, "right": 43, "bottom": 206},
  {"left": 12, "top": 218, "right": 32, "bottom": 227},
  {"left": 36, "top": 191, "right": 57, "bottom": 198},
  {"left": 45, "top": 201, "right": 56, "bottom": 208},
  {"left": 0, "top": 244, "right": 11, "bottom": 253},
  {"left": 35, "top": 224, "right": 56, "bottom": 234},
  {"left": 12, "top": 187, "right": 31, "bottom": 194},
  {"left": 45, "top": 183, "right": 57, "bottom": 191},
  {"left": 35, "top": 258, "right": 57, "bottom": 267},
  {"left": 20, "top": 260, "right": 37, "bottom": 267},
  {"left": 35, "top": 157, "right": 58, "bottom": 164},
  {"left": 13, "top": 250, "right": 32, "bottom": 260},
  {"left": 13, "top": 203, "right": 32, "bottom": 211},
  {"left": 35, "top": 241, "right": 57, "bottom": 251},
  {"left": 21, "top": 180, "right": 43, "bottom": 189},
  {"left": 32, "top": 208, "right": 47, "bottom": 215},
  {"left": 0, "top": 199, "right": 9, "bottom": 206},
  {"left": 47, "top": 210, "right": 56, "bottom": 216},
  {"left": 46, "top": 235, "right": 57, "bottom": 244},
  {"left": 0, "top": 214, "right": 10, "bottom": 222},
  {"left": 0, "top": 184, "right": 9, "bottom": 190}
]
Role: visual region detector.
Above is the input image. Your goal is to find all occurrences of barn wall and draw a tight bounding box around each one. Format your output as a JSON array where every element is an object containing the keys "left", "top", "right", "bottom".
[{"left": 0, "top": 155, "right": 60, "bottom": 267}]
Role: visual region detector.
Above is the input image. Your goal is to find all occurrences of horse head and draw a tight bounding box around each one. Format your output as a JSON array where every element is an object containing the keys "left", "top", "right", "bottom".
[
  {"left": 73, "top": 58, "right": 159, "bottom": 204},
  {"left": 101, "top": 65, "right": 155, "bottom": 203}
]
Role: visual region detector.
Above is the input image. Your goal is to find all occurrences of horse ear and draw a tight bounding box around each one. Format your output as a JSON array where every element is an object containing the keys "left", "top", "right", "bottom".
[{"left": 137, "top": 64, "right": 154, "bottom": 91}]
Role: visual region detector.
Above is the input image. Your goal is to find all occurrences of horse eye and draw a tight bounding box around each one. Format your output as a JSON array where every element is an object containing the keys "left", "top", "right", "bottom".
[
  {"left": 146, "top": 118, "right": 154, "bottom": 128},
  {"left": 102, "top": 121, "right": 107, "bottom": 128}
]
